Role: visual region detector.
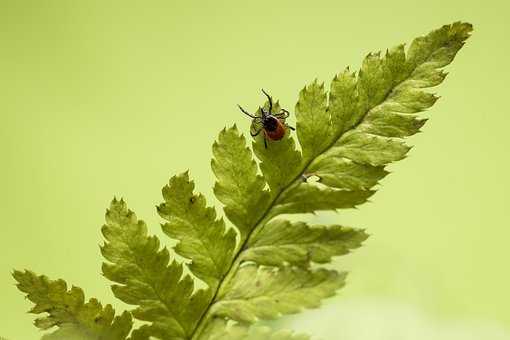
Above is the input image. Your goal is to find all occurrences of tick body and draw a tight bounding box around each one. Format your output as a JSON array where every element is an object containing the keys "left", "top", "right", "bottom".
[
  {"left": 238, "top": 89, "right": 295, "bottom": 148},
  {"left": 263, "top": 116, "right": 286, "bottom": 141}
]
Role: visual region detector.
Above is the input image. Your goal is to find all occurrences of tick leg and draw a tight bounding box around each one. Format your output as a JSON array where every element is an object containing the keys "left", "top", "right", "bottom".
[
  {"left": 286, "top": 124, "right": 296, "bottom": 131},
  {"left": 280, "top": 109, "right": 290, "bottom": 118},
  {"left": 238, "top": 104, "right": 257, "bottom": 118},
  {"left": 273, "top": 113, "right": 288, "bottom": 119},
  {"left": 261, "top": 89, "right": 273, "bottom": 113},
  {"left": 250, "top": 127, "right": 262, "bottom": 137},
  {"left": 259, "top": 106, "right": 267, "bottom": 116},
  {"left": 264, "top": 135, "right": 268, "bottom": 148},
  {"left": 273, "top": 109, "right": 290, "bottom": 119}
]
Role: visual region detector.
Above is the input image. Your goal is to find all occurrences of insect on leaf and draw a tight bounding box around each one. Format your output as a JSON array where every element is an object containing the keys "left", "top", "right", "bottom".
[{"left": 251, "top": 101, "right": 303, "bottom": 193}]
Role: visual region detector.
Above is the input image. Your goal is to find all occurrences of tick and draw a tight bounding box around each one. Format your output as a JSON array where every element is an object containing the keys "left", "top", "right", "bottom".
[{"left": 238, "top": 89, "right": 295, "bottom": 148}]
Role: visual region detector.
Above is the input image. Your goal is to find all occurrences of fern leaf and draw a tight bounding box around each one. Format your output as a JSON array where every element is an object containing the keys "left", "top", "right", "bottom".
[
  {"left": 212, "top": 265, "right": 345, "bottom": 323},
  {"left": 295, "top": 81, "right": 331, "bottom": 161},
  {"left": 203, "top": 320, "right": 310, "bottom": 340},
  {"left": 311, "top": 157, "right": 389, "bottom": 190},
  {"left": 101, "top": 199, "right": 209, "bottom": 339},
  {"left": 242, "top": 219, "right": 367, "bottom": 267},
  {"left": 273, "top": 183, "right": 374, "bottom": 215},
  {"left": 12, "top": 270, "right": 132, "bottom": 340},
  {"left": 212, "top": 126, "right": 270, "bottom": 241},
  {"left": 320, "top": 132, "right": 411, "bottom": 166},
  {"left": 217, "top": 327, "right": 309, "bottom": 340},
  {"left": 157, "top": 172, "right": 237, "bottom": 290}
]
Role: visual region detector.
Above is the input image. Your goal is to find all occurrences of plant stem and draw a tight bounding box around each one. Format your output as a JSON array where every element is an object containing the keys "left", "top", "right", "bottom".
[{"left": 190, "top": 174, "right": 304, "bottom": 339}]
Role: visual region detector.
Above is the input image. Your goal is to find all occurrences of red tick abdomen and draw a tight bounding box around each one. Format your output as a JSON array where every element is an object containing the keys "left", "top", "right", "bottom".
[{"left": 265, "top": 120, "right": 286, "bottom": 140}]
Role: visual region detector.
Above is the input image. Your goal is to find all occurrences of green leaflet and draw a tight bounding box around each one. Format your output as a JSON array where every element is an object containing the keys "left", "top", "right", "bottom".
[
  {"left": 295, "top": 81, "right": 331, "bottom": 161},
  {"left": 311, "top": 157, "right": 389, "bottom": 190},
  {"left": 212, "top": 126, "right": 270, "bottom": 241},
  {"left": 274, "top": 182, "right": 374, "bottom": 215},
  {"left": 318, "top": 132, "right": 411, "bottom": 167},
  {"left": 101, "top": 199, "right": 209, "bottom": 340},
  {"left": 328, "top": 68, "right": 357, "bottom": 136},
  {"left": 12, "top": 270, "right": 132, "bottom": 340},
  {"left": 243, "top": 219, "right": 368, "bottom": 267},
  {"left": 214, "top": 327, "right": 309, "bottom": 340},
  {"left": 157, "top": 172, "right": 237, "bottom": 290},
  {"left": 203, "top": 320, "right": 310, "bottom": 340},
  {"left": 360, "top": 111, "right": 428, "bottom": 138},
  {"left": 212, "top": 264, "right": 345, "bottom": 323}
]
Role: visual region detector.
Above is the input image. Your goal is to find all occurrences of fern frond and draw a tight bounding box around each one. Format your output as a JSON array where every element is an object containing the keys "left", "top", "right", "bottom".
[
  {"left": 196, "top": 22, "right": 472, "bottom": 339},
  {"left": 14, "top": 21, "right": 472, "bottom": 340}
]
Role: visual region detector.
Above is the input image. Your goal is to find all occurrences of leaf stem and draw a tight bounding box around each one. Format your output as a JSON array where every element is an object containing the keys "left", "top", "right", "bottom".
[{"left": 190, "top": 160, "right": 315, "bottom": 339}]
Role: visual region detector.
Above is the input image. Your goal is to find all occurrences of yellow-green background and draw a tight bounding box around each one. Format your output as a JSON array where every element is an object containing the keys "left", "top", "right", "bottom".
[{"left": 1, "top": 1, "right": 508, "bottom": 339}]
